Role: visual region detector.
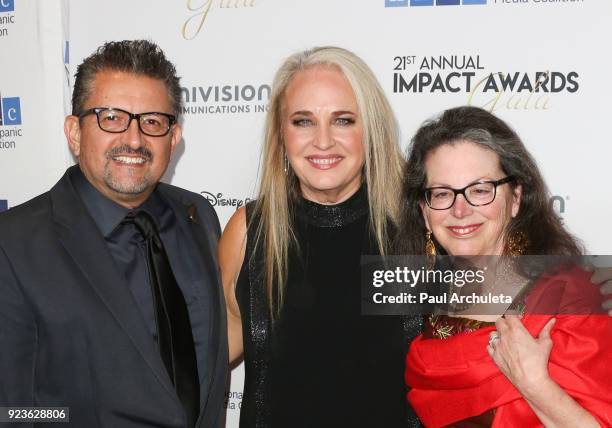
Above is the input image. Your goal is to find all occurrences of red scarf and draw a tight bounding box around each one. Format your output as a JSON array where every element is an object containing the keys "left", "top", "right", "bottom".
[{"left": 405, "top": 268, "right": 612, "bottom": 427}]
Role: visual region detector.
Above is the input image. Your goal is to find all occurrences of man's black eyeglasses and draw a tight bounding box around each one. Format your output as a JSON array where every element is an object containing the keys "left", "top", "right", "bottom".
[{"left": 78, "top": 107, "right": 176, "bottom": 137}]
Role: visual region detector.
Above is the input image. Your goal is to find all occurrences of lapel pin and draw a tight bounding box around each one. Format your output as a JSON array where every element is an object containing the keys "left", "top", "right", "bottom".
[{"left": 187, "top": 205, "right": 198, "bottom": 223}]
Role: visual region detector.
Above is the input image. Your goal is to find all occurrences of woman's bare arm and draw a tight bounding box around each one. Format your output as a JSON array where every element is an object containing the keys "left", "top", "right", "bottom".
[{"left": 218, "top": 206, "right": 248, "bottom": 365}]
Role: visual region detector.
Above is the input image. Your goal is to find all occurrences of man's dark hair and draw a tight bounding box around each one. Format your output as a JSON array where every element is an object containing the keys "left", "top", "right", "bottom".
[{"left": 72, "top": 39, "right": 182, "bottom": 118}]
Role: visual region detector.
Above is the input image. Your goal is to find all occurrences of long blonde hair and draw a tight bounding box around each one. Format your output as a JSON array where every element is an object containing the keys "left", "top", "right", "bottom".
[{"left": 253, "top": 46, "right": 404, "bottom": 316}]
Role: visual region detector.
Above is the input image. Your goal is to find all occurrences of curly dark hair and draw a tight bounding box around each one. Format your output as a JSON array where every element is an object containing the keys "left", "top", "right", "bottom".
[
  {"left": 71, "top": 39, "right": 182, "bottom": 117},
  {"left": 395, "top": 106, "right": 582, "bottom": 257}
]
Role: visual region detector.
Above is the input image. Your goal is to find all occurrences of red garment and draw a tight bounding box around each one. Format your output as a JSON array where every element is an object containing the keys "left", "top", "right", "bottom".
[{"left": 405, "top": 267, "right": 612, "bottom": 427}]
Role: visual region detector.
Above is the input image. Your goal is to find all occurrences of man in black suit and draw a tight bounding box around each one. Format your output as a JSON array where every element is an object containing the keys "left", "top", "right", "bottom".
[{"left": 0, "top": 40, "right": 228, "bottom": 427}]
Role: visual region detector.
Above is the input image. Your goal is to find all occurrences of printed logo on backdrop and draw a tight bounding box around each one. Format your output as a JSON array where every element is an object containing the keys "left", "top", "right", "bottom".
[
  {"left": 385, "top": 0, "right": 585, "bottom": 7},
  {"left": 492, "top": 0, "right": 585, "bottom": 6},
  {"left": 182, "top": 0, "right": 257, "bottom": 40},
  {"left": 385, "top": 0, "right": 486, "bottom": 7},
  {"left": 391, "top": 55, "right": 579, "bottom": 112},
  {"left": 0, "top": 199, "right": 8, "bottom": 213},
  {"left": 182, "top": 84, "right": 270, "bottom": 115},
  {"left": 225, "top": 391, "right": 242, "bottom": 411},
  {"left": 201, "top": 191, "right": 253, "bottom": 209},
  {"left": 0, "top": 0, "right": 16, "bottom": 38},
  {"left": 0, "top": 93, "right": 23, "bottom": 150},
  {"left": 551, "top": 195, "right": 569, "bottom": 217}
]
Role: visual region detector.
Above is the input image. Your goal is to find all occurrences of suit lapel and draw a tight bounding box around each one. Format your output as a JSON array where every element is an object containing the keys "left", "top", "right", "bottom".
[
  {"left": 49, "top": 169, "right": 179, "bottom": 403},
  {"left": 157, "top": 186, "right": 223, "bottom": 421}
]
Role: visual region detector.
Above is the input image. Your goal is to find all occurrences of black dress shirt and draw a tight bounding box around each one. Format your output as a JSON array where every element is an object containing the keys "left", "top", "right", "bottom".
[
  {"left": 72, "top": 167, "right": 174, "bottom": 340},
  {"left": 70, "top": 167, "right": 209, "bottom": 386}
]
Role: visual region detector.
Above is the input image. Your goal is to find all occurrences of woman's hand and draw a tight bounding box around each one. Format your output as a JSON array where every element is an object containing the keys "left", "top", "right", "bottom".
[
  {"left": 487, "top": 315, "right": 556, "bottom": 394},
  {"left": 487, "top": 316, "right": 601, "bottom": 427}
]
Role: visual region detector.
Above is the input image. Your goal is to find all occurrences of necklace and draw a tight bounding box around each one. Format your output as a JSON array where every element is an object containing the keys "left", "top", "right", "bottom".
[{"left": 435, "top": 256, "right": 530, "bottom": 317}]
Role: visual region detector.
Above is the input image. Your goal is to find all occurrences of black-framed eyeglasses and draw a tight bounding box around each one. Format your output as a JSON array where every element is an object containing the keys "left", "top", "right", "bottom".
[
  {"left": 424, "top": 176, "right": 514, "bottom": 210},
  {"left": 78, "top": 107, "right": 176, "bottom": 137}
]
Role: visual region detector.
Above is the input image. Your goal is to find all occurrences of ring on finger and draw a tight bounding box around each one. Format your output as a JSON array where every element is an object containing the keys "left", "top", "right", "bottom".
[{"left": 488, "top": 331, "right": 500, "bottom": 348}]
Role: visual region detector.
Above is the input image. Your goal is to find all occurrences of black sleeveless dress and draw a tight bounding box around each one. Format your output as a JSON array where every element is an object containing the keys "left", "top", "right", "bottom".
[{"left": 235, "top": 188, "right": 423, "bottom": 427}]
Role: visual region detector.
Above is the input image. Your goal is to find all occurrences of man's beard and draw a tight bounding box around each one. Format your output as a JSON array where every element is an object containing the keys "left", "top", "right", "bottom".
[{"left": 103, "top": 145, "right": 153, "bottom": 195}]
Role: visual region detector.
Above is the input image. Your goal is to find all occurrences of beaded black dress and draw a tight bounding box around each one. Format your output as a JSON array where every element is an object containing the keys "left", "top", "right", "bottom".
[{"left": 235, "top": 188, "right": 423, "bottom": 428}]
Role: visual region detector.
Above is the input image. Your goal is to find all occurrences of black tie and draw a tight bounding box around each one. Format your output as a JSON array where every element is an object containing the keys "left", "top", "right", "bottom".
[{"left": 125, "top": 211, "right": 200, "bottom": 427}]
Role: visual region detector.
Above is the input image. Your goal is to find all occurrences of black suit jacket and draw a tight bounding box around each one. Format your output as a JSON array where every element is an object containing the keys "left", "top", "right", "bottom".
[{"left": 0, "top": 167, "right": 228, "bottom": 427}]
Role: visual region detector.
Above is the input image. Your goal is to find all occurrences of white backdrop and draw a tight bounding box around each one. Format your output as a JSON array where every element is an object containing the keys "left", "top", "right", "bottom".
[
  {"left": 0, "top": 0, "right": 70, "bottom": 211},
  {"left": 1, "top": 1, "right": 611, "bottom": 426}
]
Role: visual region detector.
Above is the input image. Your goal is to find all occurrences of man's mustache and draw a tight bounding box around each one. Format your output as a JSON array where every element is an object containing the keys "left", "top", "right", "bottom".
[{"left": 106, "top": 145, "right": 153, "bottom": 160}]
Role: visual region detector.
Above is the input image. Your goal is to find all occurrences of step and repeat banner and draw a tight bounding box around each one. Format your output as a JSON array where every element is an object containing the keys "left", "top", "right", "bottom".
[
  {"left": 0, "top": 0, "right": 70, "bottom": 213},
  {"left": 1, "top": 1, "right": 611, "bottom": 426}
]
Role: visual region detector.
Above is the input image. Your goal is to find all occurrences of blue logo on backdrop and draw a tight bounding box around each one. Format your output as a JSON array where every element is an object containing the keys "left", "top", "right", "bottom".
[
  {"left": 0, "top": 0, "right": 14, "bottom": 13},
  {"left": 0, "top": 200, "right": 8, "bottom": 212},
  {"left": 385, "top": 0, "right": 486, "bottom": 6},
  {"left": 385, "top": 0, "right": 409, "bottom": 7},
  {"left": 0, "top": 96, "right": 22, "bottom": 126},
  {"left": 0, "top": 94, "right": 22, "bottom": 149}
]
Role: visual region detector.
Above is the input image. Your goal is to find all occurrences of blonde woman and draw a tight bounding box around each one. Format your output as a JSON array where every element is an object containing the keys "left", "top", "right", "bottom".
[{"left": 219, "top": 47, "right": 420, "bottom": 427}]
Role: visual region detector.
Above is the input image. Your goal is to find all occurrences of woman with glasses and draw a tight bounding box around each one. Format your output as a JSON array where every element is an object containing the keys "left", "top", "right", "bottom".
[{"left": 398, "top": 106, "right": 611, "bottom": 427}]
